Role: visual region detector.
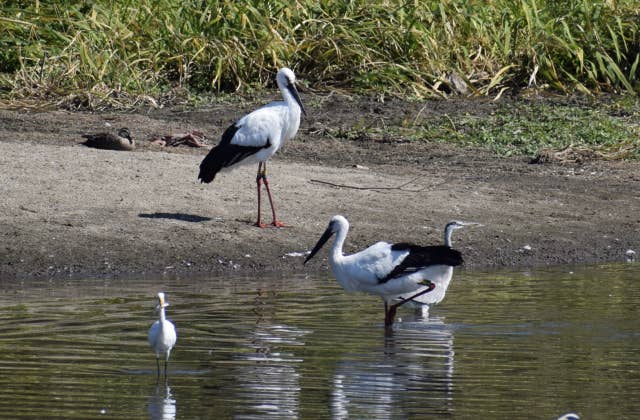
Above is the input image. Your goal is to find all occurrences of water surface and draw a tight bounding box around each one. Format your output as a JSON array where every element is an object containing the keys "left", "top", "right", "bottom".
[{"left": 0, "top": 264, "right": 638, "bottom": 419}]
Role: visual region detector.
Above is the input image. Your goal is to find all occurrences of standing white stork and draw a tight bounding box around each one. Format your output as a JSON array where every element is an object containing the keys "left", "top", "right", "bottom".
[
  {"left": 395, "top": 220, "right": 481, "bottom": 310},
  {"left": 148, "top": 292, "right": 177, "bottom": 379},
  {"left": 304, "top": 215, "right": 465, "bottom": 327},
  {"left": 198, "top": 67, "right": 306, "bottom": 227}
]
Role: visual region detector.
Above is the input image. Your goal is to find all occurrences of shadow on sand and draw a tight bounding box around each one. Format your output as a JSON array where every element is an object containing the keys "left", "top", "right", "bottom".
[{"left": 139, "top": 212, "right": 212, "bottom": 223}]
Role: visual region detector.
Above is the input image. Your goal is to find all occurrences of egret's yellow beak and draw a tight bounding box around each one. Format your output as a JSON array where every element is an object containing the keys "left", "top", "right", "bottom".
[{"left": 155, "top": 292, "right": 169, "bottom": 310}]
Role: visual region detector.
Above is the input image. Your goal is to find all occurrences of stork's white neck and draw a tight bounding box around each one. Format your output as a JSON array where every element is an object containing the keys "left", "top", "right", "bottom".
[
  {"left": 330, "top": 226, "right": 347, "bottom": 264},
  {"left": 281, "top": 86, "right": 298, "bottom": 110},
  {"left": 278, "top": 84, "right": 302, "bottom": 142},
  {"left": 329, "top": 219, "right": 350, "bottom": 267}
]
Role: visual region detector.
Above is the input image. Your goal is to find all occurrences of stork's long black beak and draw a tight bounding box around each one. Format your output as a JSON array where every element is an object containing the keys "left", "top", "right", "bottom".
[
  {"left": 287, "top": 83, "right": 306, "bottom": 116},
  {"left": 304, "top": 226, "right": 334, "bottom": 264}
]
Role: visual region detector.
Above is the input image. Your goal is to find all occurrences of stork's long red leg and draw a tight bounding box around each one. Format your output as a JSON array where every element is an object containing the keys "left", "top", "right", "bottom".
[
  {"left": 254, "top": 162, "right": 266, "bottom": 228},
  {"left": 384, "top": 282, "right": 436, "bottom": 327},
  {"left": 384, "top": 302, "right": 398, "bottom": 328},
  {"left": 261, "top": 162, "right": 285, "bottom": 227}
]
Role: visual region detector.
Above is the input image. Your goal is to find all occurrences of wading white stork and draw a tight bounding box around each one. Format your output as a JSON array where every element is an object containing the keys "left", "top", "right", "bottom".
[
  {"left": 304, "top": 215, "right": 465, "bottom": 327},
  {"left": 148, "top": 292, "right": 177, "bottom": 378},
  {"left": 198, "top": 67, "right": 306, "bottom": 227},
  {"left": 395, "top": 220, "right": 481, "bottom": 311}
]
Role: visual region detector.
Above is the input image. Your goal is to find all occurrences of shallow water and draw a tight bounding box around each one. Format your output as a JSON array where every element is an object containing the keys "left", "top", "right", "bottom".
[{"left": 0, "top": 264, "right": 638, "bottom": 419}]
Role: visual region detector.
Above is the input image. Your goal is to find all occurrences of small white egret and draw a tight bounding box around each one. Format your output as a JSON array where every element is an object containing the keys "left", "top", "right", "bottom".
[
  {"left": 395, "top": 220, "right": 481, "bottom": 310},
  {"left": 198, "top": 67, "right": 306, "bottom": 227},
  {"left": 148, "top": 292, "right": 177, "bottom": 378},
  {"left": 304, "top": 215, "right": 465, "bottom": 327}
]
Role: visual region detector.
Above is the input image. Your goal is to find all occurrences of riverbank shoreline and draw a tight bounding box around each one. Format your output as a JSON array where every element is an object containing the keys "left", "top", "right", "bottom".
[{"left": 1, "top": 95, "right": 639, "bottom": 280}]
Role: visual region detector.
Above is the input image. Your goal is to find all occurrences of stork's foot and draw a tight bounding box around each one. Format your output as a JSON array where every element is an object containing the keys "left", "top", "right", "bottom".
[{"left": 254, "top": 220, "right": 286, "bottom": 228}]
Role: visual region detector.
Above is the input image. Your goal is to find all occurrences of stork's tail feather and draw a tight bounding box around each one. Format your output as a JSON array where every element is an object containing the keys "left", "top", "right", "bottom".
[
  {"left": 199, "top": 123, "right": 256, "bottom": 184},
  {"left": 198, "top": 150, "right": 223, "bottom": 183},
  {"left": 198, "top": 143, "right": 260, "bottom": 183}
]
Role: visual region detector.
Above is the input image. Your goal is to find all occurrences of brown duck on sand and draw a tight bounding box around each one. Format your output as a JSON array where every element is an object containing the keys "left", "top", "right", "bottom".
[{"left": 82, "top": 127, "right": 135, "bottom": 151}]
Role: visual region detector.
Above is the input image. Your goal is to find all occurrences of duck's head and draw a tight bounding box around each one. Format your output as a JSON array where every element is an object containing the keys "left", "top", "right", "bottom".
[{"left": 118, "top": 127, "right": 133, "bottom": 144}]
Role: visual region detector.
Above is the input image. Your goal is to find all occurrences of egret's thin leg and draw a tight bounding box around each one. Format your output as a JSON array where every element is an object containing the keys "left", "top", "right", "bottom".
[
  {"left": 156, "top": 357, "right": 161, "bottom": 379},
  {"left": 261, "top": 162, "right": 284, "bottom": 227}
]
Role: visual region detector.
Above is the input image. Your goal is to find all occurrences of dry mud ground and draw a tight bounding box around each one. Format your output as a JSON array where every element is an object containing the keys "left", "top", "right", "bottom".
[{"left": 0, "top": 94, "right": 639, "bottom": 280}]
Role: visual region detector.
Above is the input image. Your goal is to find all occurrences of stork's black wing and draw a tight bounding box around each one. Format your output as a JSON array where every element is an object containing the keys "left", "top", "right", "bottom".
[
  {"left": 198, "top": 123, "right": 269, "bottom": 183},
  {"left": 378, "top": 243, "right": 463, "bottom": 283}
]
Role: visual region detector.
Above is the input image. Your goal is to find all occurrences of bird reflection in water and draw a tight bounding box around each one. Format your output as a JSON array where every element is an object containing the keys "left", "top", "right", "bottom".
[
  {"left": 147, "top": 382, "right": 176, "bottom": 420},
  {"left": 231, "top": 287, "right": 310, "bottom": 418},
  {"left": 331, "top": 316, "right": 455, "bottom": 419}
]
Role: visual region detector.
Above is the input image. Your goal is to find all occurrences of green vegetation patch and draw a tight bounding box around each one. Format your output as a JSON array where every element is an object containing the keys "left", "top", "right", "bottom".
[
  {"left": 1, "top": 0, "right": 639, "bottom": 106},
  {"left": 326, "top": 97, "right": 640, "bottom": 160},
  {"left": 447, "top": 102, "right": 640, "bottom": 158}
]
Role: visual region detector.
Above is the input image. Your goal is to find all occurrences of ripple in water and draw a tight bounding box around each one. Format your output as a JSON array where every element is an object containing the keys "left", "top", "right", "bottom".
[{"left": 0, "top": 264, "right": 638, "bottom": 419}]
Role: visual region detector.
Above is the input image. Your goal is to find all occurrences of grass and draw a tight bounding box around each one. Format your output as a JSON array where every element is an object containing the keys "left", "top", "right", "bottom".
[
  {"left": 1, "top": 1, "right": 638, "bottom": 159},
  {"left": 324, "top": 96, "right": 640, "bottom": 160},
  {"left": 1, "top": 0, "right": 639, "bottom": 103},
  {"left": 445, "top": 102, "right": 640, "bottom": 158}
]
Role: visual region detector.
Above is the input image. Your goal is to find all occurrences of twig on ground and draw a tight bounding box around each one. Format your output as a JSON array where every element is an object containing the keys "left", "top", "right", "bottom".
[{"left": 309, "top": 176, "right": 442, "bottom": 192}]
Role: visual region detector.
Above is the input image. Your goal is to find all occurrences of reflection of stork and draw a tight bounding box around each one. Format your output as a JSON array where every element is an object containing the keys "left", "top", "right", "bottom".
[
  {"left": 148, "top": 292, "right": 177, "bottom": 378},
  {"left": 198, "top": 67, "right": 306, "bottom": 227},
  {"left": 396, "top": 221, "right": 481, "bottom": 313},
  {"left": 305, "top": 215, "right": 465, "bottom": 326},
  {"left": 231, "top": 287, "right": 310, "bottom": 418},
  {"left": 147, "top": 383, "right": 177, "bottom": 420},
  {"left": 331, "top": 316, "right": 455, "bottom": 418}
]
